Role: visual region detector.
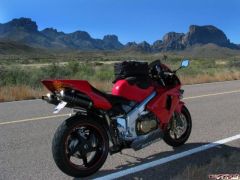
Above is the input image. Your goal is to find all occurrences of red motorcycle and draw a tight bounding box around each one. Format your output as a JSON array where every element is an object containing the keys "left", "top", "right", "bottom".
[{"left": 42, "top": 59, "right": 191, "bottom": 177}]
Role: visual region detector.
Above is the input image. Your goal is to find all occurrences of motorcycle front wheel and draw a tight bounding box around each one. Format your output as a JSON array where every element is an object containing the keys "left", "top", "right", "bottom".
[
  {"left": 163, "top": 105, "right": 192, "bottom": 147},
  {"left": 52, "top": 115, "right": 109, "bottom": 177}
]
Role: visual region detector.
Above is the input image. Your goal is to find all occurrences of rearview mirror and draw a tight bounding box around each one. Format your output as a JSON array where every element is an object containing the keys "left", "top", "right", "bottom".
[{"left": 181, "top": 59, "right": 189, "bottom": 68}]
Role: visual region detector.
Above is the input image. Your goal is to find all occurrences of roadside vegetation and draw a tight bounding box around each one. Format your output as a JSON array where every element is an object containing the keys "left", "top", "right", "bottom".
[{"left": 0, "top": 52, "right": 240, "bottom": 102}]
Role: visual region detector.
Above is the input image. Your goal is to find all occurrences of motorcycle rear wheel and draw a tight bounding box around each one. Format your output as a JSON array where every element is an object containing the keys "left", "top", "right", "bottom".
[
  {"left": 163, "top": 105, "right": 192, "bottom": 147},
  {"left": 52, "top": 115, "right": 109, "bottom": 177}
]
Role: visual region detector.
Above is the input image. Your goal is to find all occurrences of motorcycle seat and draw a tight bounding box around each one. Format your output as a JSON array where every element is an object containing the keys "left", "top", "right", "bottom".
[{"left": 91, "top": 86, "right": 131, "bottom": 105}]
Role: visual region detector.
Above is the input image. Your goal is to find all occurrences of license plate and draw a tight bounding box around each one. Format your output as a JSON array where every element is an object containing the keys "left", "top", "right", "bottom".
[{"left": 53, "top": 101, "right": 67, "bottom": 114}]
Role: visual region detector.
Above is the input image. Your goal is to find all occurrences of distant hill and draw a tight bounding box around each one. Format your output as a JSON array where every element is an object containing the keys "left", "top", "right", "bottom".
[
  {"left": 133, "top": 25, "right": 239, "bottom": 52},
  {"left": 0, "top": 17, "right": 239, "bottom": 53},
  {"left": 171, "top": 43, "right": 240, "bottom": 58},
  {"left": 0, "top": 41, "right": 45, "bottom": 55},
  {"left": 0, "top": 18, "right": 124, "bottom": 50}
]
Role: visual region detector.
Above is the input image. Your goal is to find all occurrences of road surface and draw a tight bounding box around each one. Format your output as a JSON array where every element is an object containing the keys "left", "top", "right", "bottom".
[{"left": 0, "top": 80, "right": 240, "bottom": 180}]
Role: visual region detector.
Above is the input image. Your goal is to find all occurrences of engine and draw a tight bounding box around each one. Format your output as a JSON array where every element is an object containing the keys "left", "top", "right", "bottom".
[
  {"left": 136, "top": 113, "right": 158, "bottom": 135},
  {"left": 114, "top": 91, "right": 157, "bottom": 141}
]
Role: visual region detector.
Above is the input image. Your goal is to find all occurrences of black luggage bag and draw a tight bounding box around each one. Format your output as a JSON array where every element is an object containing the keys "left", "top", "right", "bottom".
[{"left": 113, "top": 61, "right": 149, "bottom": 82}]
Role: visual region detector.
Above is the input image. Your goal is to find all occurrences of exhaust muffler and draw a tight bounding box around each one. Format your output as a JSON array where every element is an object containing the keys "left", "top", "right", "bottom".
[
  {"left": 42, "top": 93, "right": 59, "bottom": 105},
  {"left": 59, "top": 90, "right": 93, "bottom": 109}
]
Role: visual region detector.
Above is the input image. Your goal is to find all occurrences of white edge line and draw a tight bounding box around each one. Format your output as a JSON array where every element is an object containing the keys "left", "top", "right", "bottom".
[{"left": 94, "top": 134, "right": 240, "bottom": 180}]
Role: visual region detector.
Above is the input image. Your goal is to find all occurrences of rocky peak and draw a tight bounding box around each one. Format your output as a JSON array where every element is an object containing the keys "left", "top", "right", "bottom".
[
  {"left": 138, "top": 41, "right": 151, "bottom": 52},
  {"left": 152, "top": 40, "right": 163, "bottom": 46},
  {"left": 69, "top": 31, "right": 92, "bottom": 40},
  {"left": 42, "top": 28, "right": 58, "bottom": 34},
  {"left": 125, "top": 41, "right": 151, "bottom": 52},
  {"left": 163, "top": 32, "right": 184, "bottom": 42},
  {"left": 152, "top": 40, "right": 163, "bottom": 52},
  {"left": 162, "top": 32, "right": 185, "bottom": 50},
  {"left": 103, "top": 35, "right": 118, "bottom": 42},
  {"left": 6, "top": 17, "right": 38, "bottom": 32},
  {"left": 102, "top": 35, "right": 123, "bottom": 49},
  {"left": 183, "top": 25, "right": 229, "bottom": 46},
  {"left": 41, "top": 28, "right": 65, "bottom": 39},
  {"left": 125, "top": 42, "right": 138, "bottom": 47},
  {"left": 152, "top": 25, "right": 238, "bottom": 51}
]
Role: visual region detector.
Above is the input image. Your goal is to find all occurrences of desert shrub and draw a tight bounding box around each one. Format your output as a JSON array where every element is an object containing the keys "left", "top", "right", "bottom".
[
  {"left": 72, "top": 63, "right": 95, "bottom": 80},
  {"left": 229, "top": 60, "right": 240, "bottom": 68},
  {"left": 66, "top": 61, "right": 80, "bottom": 74},
  {"left": 0, "top": 66, "right": 29, "bottom": 86}
]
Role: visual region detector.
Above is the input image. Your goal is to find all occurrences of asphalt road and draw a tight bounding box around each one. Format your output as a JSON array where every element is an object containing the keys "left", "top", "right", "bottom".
[{"left": 0, "top": 80, "right": 240, "bottom": 180}]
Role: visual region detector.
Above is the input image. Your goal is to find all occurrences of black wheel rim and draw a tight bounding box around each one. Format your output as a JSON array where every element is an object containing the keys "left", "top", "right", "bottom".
[{"left": 64, "top": 123, "right": 106, "bottom": 170}]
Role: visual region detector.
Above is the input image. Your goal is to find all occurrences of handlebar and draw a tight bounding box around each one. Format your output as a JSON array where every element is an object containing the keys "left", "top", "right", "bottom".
[
  {"left": 149, "top": 60, "right": 175, "bottom": 87},
  {"left": 156, "top": 65, "right": 174, "bottom": 77},
  {"left": 163, "top": 72, "right": 174, "bottom": 76}
]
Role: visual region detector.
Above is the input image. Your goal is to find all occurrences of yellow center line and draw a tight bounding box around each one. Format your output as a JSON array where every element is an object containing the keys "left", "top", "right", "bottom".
[
  {"left": 0, "top": 114, "right": 69, "bottom": 126},
  {"left": 0, "top": 89, "right": 240, "bottom": 126}
]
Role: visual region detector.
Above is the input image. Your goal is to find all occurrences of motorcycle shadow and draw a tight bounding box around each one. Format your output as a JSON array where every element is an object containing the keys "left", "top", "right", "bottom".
[{"left": 74, "top": 142, "right": 239, "bottom": 180}]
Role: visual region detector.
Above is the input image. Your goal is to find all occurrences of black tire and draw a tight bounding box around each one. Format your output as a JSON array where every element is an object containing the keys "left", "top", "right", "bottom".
[
  {"left": 163, "top": 105, "right": 192, "bottom": 147},
  {"left": 52, "top": 115, "right": 109, "bottom": 177}
]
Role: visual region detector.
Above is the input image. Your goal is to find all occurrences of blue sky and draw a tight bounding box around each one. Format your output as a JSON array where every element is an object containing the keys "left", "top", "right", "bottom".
[{"left": 1, "top": 0, "right": 240, "bottom": 44}]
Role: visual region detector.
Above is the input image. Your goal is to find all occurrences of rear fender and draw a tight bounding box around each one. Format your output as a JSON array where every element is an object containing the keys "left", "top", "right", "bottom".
[
  {"left": 81, "top": 111, "right": 114, "bottom": 145},
  {"left": 41, "top": 79, "right": 92, "bottom": 93},
  {"left": 41, "top": 79, "right": 112, "bottom": 110}
]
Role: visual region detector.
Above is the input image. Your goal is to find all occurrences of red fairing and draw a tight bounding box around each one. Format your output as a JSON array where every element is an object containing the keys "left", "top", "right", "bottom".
[
  {"left": 146, "top": 85, "right": 183, "bottom": 128},
  {"left": 111, "top": 79, "right": 154, "bottom": 102},
  {"left": 41, "top": 80, "right": 112, "bottom": 110},
  {"left": 175, "top": 101, "right": 184, "bottom": 113}
]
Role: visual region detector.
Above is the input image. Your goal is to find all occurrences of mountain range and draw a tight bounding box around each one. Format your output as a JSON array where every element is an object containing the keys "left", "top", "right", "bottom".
[{"left": 0, "top": 17, "right": 239, "bottom": 52}]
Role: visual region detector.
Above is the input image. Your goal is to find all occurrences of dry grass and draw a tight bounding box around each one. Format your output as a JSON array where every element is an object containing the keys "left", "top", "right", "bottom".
[
  {"left": 171, "top": 152, "right": 240, "bottom": 180},
  {"left": 0, "top": 81, "right": 112, "bottom": 102},
  {"left": 0, "top": 82, "right": 113, "bottom": 102},
  {"left": 181, "top": 70, "right": 240, "bottom": 85},
  {"left": 0, "top": 85, "right": 46, "bottom": 102}
]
